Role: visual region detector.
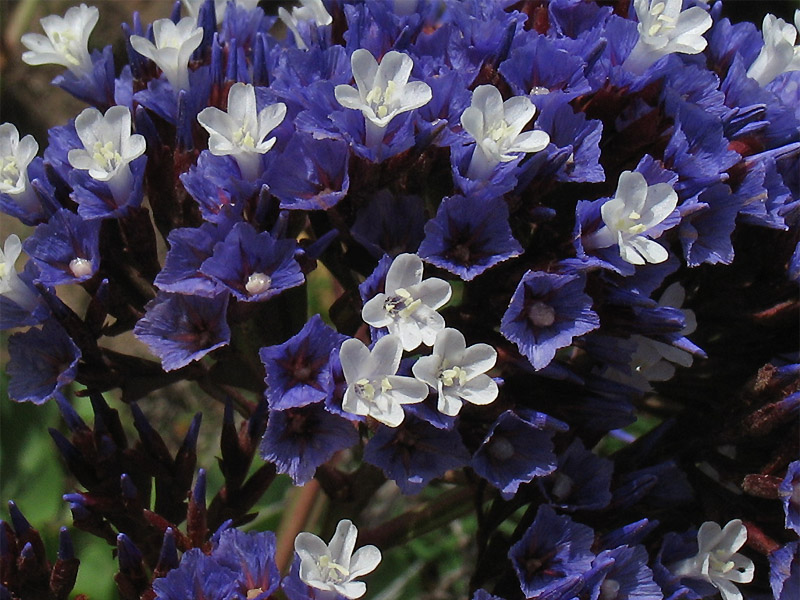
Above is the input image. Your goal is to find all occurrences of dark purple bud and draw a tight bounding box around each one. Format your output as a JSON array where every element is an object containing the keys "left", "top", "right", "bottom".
[
  {"left": 48, "top": 429, "right": 85, "bottom": 470},
  {"left": 85, "top": 279, "right": 110, "bottom": 338},
  {"left": 89, "top": 392, "right": 127, "bottom": 450},
  {"left": 175, "top": 413, "right": 202, "bottom": 494},
  {"left": 303, "top": 229, "right": 340, "bottom": 262},
  {"left": 225, "top": 37, "right": 239, "bottom": 82},
  {"left": 153, "top": 528, "right": 179, "bottom": 579},
  {"left": 57, "top": 528, "right": 74, "bottom": 561},
  {"left": 120, "top": 474, "right": 138, "bottom": 501},
  {"left": 253, "top": 32, "right": 269, "bottom": 86},
  {"left": 247, "top": 396, "right": 270, "bottom": 443},
  {"left": 7, "top": 502, "right": 30, "bottom": 538},
  {"left": 188, "top": 470, "right": 208, "bottom": 547},
  {"left": 115, "top": 534, "right": 148, "bottom": 600},
  {"left": 176, "top": 90, "right": 194, "bottom": 152},
  {"left": 130, "top": 403, "right": 172, "bottom": 465},
  {"left": 168, "top": 0, "right": 181, "bottom": 24},
  {"left": 179, "top": 413, "right": 202, "bottom": 457},
  {"left": 271, "top": 210, "right": 290, "bottom": 239},
  {"left": 55, "top": 395, "right": 88, "bottom": 433},
  {"left": 116, "top": 534, "right": 143, "bottom": 573}
]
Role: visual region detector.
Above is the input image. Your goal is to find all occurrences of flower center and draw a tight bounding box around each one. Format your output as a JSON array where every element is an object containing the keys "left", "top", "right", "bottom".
[
  {"left": 51, "top": 30, "right": 81, "bottom": 65},
  {"left": 91, "top": 141, "right": 123, "bottom": 173},
  {"left": 319, "top": 554, "right": 350, "bottom": 583},
  {"left": 245, "top": 272, "right": 272, "bottom": 295},
  {"left": 487, "top": 119, "right": 514, "bottom": 144},
  {"left": 246, "top": 589, "right": 264, "bottom": 600},
  {"left": 528, "top": 301, "right": 556, "bottom": 328},
  {"left": 365, "top": 80, "right": 398, "bottom": 119},
  {"left": 233, "top": 126, "right": 257, "bottom": 150},
  {"left": 488, "top": 436, "right": 515, "bottom": 461},
  {"left": 709, "top": 550, "right": 736, "bottom": 575},
  {"left": 551, "top": 472, "right": 574, "bottom": 500},
  {"left": 646, "top": 2, "right": 676, "bottom": 37},
  {"left": 383, "top": 287, "right": 421, "bottom": 319},
  {"left": 599, "top": 579, "right": 621, "bottom": 600},
  {"left": 439, "top": 365, "right": 468, "bottom": 387},
  {"left": 0, "top": 155, "right": 20, "bottom": 189},
  {"left": 69, "top": 257, "right": 93, "bottom": 278},
  {"left": 355, "top": 378, "right": 376, "bottom": 401}
]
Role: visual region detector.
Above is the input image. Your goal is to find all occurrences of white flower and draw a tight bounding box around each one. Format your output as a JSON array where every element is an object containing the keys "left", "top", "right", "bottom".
[
  {"left": 460, "top": 85, "right": 550, "bottom": 180},
  {"left": 67, "top": 105, "right": 146, "bottom": 204},
  {"left": 0, "top": 235, "right": 38, "bottom": 310},
  {"left": 584, "top": 170, "right": 678, "bottom": 265},
  {"left": 0, "top": 123, "right": 40, "bottom": 213},
  {"left": 278, "top": 0, "right": 333, "bottom": 51},
  {"left": 622, "top": 0, "right": 713, "bottom": 75},
  {"left": 362, "top": 253, "right": 452, "bottom": 352},
  {"left": 295, "top": 519, "right": 382, "bottom": 599},
  {"left": 182, "top": 0, "right": 260, "bottom": 25},
  {"left": 340, "top": 334, "right": 429, "bottom": 427},
  {"left": 747, "top": 11, "right": 800, "bottom": 86},
  {"left": 129, "top": 17, "right": 204, "bottom": 91},
  {"left": 412, "top": 328, "right": 498, "bottom": 417},
  {"left": 670, "top": 520, "right": 755, "bottom": 600},
  {"left": 21, "top": 3, "right": 98, "bottom": 77},
  {"left": 334, "top": 49, "right": 432, "bottom": 150},
  {"left": 196, "top": 82, "right": 286, "bottom": 180}
]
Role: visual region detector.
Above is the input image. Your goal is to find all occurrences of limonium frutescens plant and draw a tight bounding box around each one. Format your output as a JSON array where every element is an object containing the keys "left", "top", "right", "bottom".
[{"left": 1, "top": 0, "right": 799, "bottom": 599}]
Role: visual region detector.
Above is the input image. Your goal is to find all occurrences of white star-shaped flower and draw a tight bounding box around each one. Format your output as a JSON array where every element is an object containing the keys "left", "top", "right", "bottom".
[
  {"left": 335, "top": 49, "right": 432, "bottom": 150},
  {"left": 0, "top": 123, "right": 39, "bottom": 213},
  {"left": 129, "top": 17, "right": 204, "bottom": 92},
  {"left": 670, "top": 520, "right": 755, "bottom": 600},
  {"left": 340, "top": 334, "right": 429, "bottom": 427},
  {"left": 196, "top": 82, "right": 286, "bottom": 180},
  {"left": 460, "top": 84, "right": 550, "bottom": 180},
  {"left": 585, "top": 170, "right": 678, "bottom": 265},
  {"left": 68, "top": 106, "right": 146, "bottom": 205},
  {"left": 0, "top": 235, "right": 37, "bottom": 310},
  {"left": 412, "top": 328, "right": 498, "bottom": 417},
  {"left": 362, "top": 253, "right": 452, "bottom": 352},
  {"left": 622, "top": 0, "right": 713, "bottom": 75},
  {"left": 278, "top": 0, "right": 333, "bottom": 51},
  {"left": 747, "top": 11, "right": 800, "bottom": 86},
  {"left": 295, "top": 519, "right": 382, "bottom": 600},
  {"left": 21, "top": 3, "right": 98, "bottom": 77}
]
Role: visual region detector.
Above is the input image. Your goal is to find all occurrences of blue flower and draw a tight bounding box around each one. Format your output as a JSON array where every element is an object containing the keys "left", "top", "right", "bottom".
[
  {"left": 134, "top": 292, "right": 231, "bottom": 371},
  {"left": 259, "top": 314, "right": 347, "bottom": 410},
  {"left": 508, "top": 505, "right": 596, "bottom": 599},
  {"left": 770, "top": 541, "right": 799, "bottom": 600},
  {"left": 212, "top": 528, "right": 281, "bottom": 599},
  {"left": 500, "top": 270, "right": 600, "bottom": 370},
  {"left": 418, "top": 194, "right": 523, "bottom": 281}
]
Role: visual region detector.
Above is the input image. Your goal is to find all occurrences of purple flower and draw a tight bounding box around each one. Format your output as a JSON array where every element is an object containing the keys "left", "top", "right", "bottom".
[
  {"left": 544, "top": 437, "right": 613, "bottom": 512},
  {"left": 7, "top": 320, "right": 81, "bottom": 404},
  {"left": 200, "top": 222, "right": 304, "bottom": 302},
  {"left": 134, "top": 292, "right": 231, "bottom": 372},
  {"left": 417, "top": 195, "right": 523, "bottom": 281},
  {"left": 260, "top": 315, "right": 347, "bottom": 410},
  {"left": 779, "top": 460, "right": 800, "bottom": 534},
  {"left": 770, "top": 542, "right": 799, "bottom": 600},
  {"left": 471, "top": 410, "right": 567, "bottom": 499},
  {"left": 152, "top": 548, "right": 238, "bottom": 600},
  {"left": 212, "top": 529, "right": 280, "bottom": 599},
  {"left": 260, "top": 402, "right": 359, "bottom": 486},
  {"left": 155, "top": 222, "right": 231, "bottom": 297},
  {"left": 23, "top": 209, "right": 100, "bottom": 286},
  {"left": 509, "top": 505, "right": 596, "bottom": 599},
  {"left": 351, "top": 191, "right": 426, "bottom": 259},
  {"left": 500, "top": 270, "right": 600, "bottom": 370},
  {"left": 363, "top": 415, "right": 470, "bottom": 494},
  {"left": 587, "top": 545, "right": 662, "bottom": 600}
]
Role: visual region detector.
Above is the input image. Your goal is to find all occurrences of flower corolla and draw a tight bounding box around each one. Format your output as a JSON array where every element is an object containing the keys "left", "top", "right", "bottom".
[
  {"left": 335, "top": 49, "right": 432, "bottom": 149},
  {"left": 0, "top": 124, "right": 39, "bottom": 211},
  {"left": 585, "top": 170, "right": 678, "bottom": 265},
  {"left": 129, "top": 17, "right": 204, "bottom": 91},
  {"left": 294, "top": 519, "right": 382, "bottom": 599},
  {"left": 340, "top": 334, "right": 429, "bottom": 427},
  {"left": 362, "top": 253, "right": 452, "bottom": 351},
  {"left": 68, "top": 106, "right": 146, "bottom": 204},
  {"left": 0, "top": 235, "right": 37, "bottom": 310},
  {"left": 412, "top": 328, "right": 498, "bottom": 417},
  {"left": 196, "top": 82, "right": 287, "bottom": 180},
  {"left": 461, "top": 85, "right": 550, "bottom": 180},
  {"left": 278, "top": 0, "right": 333, "bottom": 51},
  {"left": 747, "top": 11, "right": 800, "bottom": 86},
  {"left": 670, "top": 520, "right": 755, "bottom": 600},
  {"left": 21, "top": 3, "right": 98, "bottom": 77},
  {"left": 622, "top": 0, "right": 713, "bottom": 75}
]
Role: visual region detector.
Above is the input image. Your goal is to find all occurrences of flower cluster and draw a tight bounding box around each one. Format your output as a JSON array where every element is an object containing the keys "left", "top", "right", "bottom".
[{"left": 1, "top": 0, "right": 799, "bottom": 598}]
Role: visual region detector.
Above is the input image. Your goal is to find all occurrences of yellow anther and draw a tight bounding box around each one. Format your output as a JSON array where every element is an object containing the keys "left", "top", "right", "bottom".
[
  {"left": 398, "top": 298, "right": 421, "bottom": 318},
  {"left": 380, "top": 377, "right": 393, "bottom": 393}
]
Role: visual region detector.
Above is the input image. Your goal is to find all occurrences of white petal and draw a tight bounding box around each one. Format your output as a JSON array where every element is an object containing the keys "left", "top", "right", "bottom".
[
  {"left": 340, "top": 338, "right": 371, "bottom": 383},
  {"left": 460, "top": 106, "right": 485, "bottom": 141},
  {"left": 328, "top": 519, "right": 358, "bottom": 570},
  {"left": 411, "top": 355, "right": 440, "bottom": 389},
  {"left": 717, "top": 520, "right": 748, "bottom": 555},
  {"left": 437, "top": 390, "right": 463, "bottom": 416},
  {"left": 362, "top": 294, "right": 392, "bottom": 328},
  {"left": 372, "top": 398, "right": 406, "bottom": 427},
  {"left": 508, "top": 130, "right": 550, "bottom": 154},
  {"left": 385, "top": 375, "right": 429, "bottom": 404},
  {"left": 458, "top": 375, "right": 499, "bottom": 406},
  {"left": 335, "top": 84, "right": 365, "bottom": 110},
  {"left": 460, "top": 343, "right": 497, "bottom": 378},
  {"left": 392, "top": 318, "right": 423, "bottom": 351},
  {"left": 471, "top": 85, "right": 504, "bottom": 128},
  {"left": 334, "top": 580, "right": 367, "bottom": 599},
  {"left": 376, "top": 51, "right": 413, "bottom": 88},
  {"left": 368, "top": 334, "right": 403, "bottom": 376},
  {"left": 433, "top": 328, "right": 466, "bottom": 360},
  {"left": 615, "top": 171, "right": 649, "bottom": 212},
  {"left": 628, "top": 236, "right": 669, "bottom": 264},
  {"left": 697, "top": 521, "right": 724, "bottom": 554},
  {"left": 351, "top": 49, "right": 379, "bottom": 94},
  {"left": 343, "top": 386, "right": 371, "bottom": 417},
  {"left": 385, "top": 253, "right": 424, "bottom": 292},
  {"left": 398, "top": 80, "right": 433, "bottom": 111},
  {"left": 411, "top": 277, "right": 452, "bottom": 310},
  {"left": 714, "top": 578, "right": 743, "bottom": 600},
  {"left": 295, "top": 531, "right": 328, "bottom": 558},
  {"left": 349, "top": 545, "right": 382, "bottom": 578},
  {"left": 502, "top": 96, "right": 536, "bottom": 135}
]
